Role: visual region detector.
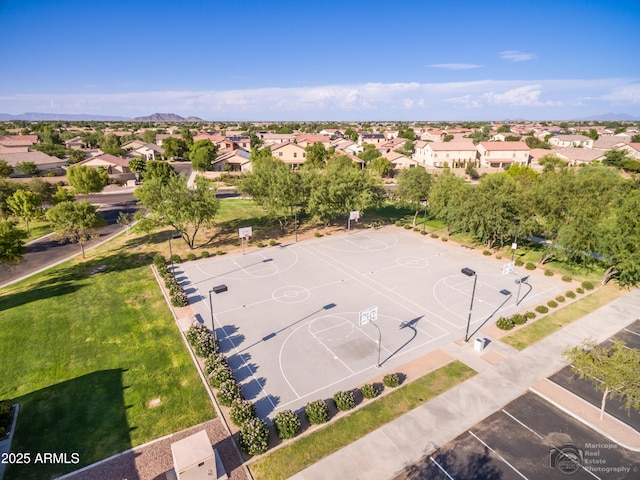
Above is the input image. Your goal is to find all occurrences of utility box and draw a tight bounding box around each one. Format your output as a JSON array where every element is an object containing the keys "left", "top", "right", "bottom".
[
  {"left": 473, "top": 338, "right": 486, "bottom": 352},
  {"left": 170, "top": 430, "right": 226, "bottom": 480}
]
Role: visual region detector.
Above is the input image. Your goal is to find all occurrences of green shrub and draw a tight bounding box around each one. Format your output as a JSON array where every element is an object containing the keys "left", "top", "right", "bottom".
[
  {"left": 582, "top": 281, "right": 595, "bottom": 291},
  {"left": 305, "top": 399, "right": 329, "bottom": 425},
  {"left": 547, "top": 300, "right": 558, "bottom": 308},
  {"left": 496, "top": 316, "right": 515, "bottom": 330},
  {"left": 274, "top": 409, "right": 301, "bottom": 439},
  {"left": 413, "top": 227, "right": 420, "bottom": 232},
  {"left": 153, "top": 254, "right": 167, "bottom": 268},
  {"left": 535, "top": 305, "right": 549, "bottom": 314},
  {"left": 0, "top": 400, "right": 12, "bottom": 436},
  {"left": 171, "top": 253, "right": 181, "bottom": 264},
  {"left": 216, "top": 380, "right": 243, "bottom": 407},
  {"left": 555, "top": 295, "right": 565, "bottom": 303},
  {"left": 204, "top": 352, "right": 228, "bottom": 375},
  {"left": 544, "top": 269, "right": 554, "bottom": 276},
  {"left": 314, "top": 232, "right": 322, "bottom": 238},
  {"left": 256, "top": 241, "right": 265, "bottom": 248},
  {"left": 186, "top": 324, "right": 219, "bottom": 357},
  {"left": 268, "top": 239, "right": 277, "bottom": 246},
  {"left": 171, "top": 291, "right": 189, "bottom": 307},
  {"left": 430, "top": 232, "right": 439, "bottom": 238},
  {"left": 515, "top": 258, "right": 524, "bottom": 266},
  {"left": 361, "top": 383, "right": 379, "bottom": 399},
  {"left": 404, "top": 224, "right": 412, "bottom": 230},
  {"left": 440, "top": 237, "right": 448, "bottom": 242},
  {"left": 566, "top": 291, "right": 576, "bottom": 299},
  {"left": 511, "top": 314, "right": 527, "bottom": 325},
  {"left": 495, "top": 254, "right": 502, "bottom": 260},
  {"left": 576, "top": 287, "right": 584, "bottom": 294},
  {"left": 186, "top": 252, "right": 197, "bottom": 261},
  {"left": 383, "top": 373, "right": 400, "bottom": 388},
  {"left": 420, "top": 231, "right": 427, "bottom": 235},
  {"left": 525, "top": 311, "right": 536, "bottom": 319},
  {"left": 229, "top": 399, "right": 257, "bottom": 427},
  {"left": 216, "top": 250, "right": 224, "bottom": 256},
  {"left": 395, "top": 220, "right": 403, "bottom": 227},
  {"left": 482, "top": 250, "right": 491, "bottom": 256},
  {"left": 333, "top": 391, "right": 356, "bottom": 411},
  {"left": 525, "top": 262, "right": 536, "bottom": 271},
  {"left": 561, "top": 275, "right": 572, "bottom": 282},
  {"left": 208, "top": 365, "right": 235, "bottom": 388},
  {"left": 239, "top": 418, "right": 269, "bottom": 456},
  {"left": 201, "top": 250, "right": 210, "bottom": 258}
]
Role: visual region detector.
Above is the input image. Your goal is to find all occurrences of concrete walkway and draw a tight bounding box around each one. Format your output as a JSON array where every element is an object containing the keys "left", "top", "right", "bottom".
[{"left": 289, "top": 288, "right": 640, "bottom": 480}]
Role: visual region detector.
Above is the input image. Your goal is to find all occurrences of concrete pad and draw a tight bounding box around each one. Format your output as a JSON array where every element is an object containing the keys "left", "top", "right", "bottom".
[
  {"left": 294, "top": 449, "right": 363, "bottom": 480},
  {"left": 342, "top": 430, "right": 412, "bottom": 480},
  {"left": 379, "top": 407, "right": 448, "bottom": 461}
]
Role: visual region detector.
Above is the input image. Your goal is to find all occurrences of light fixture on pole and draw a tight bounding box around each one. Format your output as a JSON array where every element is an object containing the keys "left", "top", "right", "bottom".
[
  {"left": 511, "top": 218, "right": 520, "bottom": 264},
  {"left": 461, "top": 267, "right": 477, "bottom": 342},
  {"left": 514, "top": 275, "right": 530, "bottom": 306},
  {"left": 209, "top": 284, "right": 228, "bottom": 341}
]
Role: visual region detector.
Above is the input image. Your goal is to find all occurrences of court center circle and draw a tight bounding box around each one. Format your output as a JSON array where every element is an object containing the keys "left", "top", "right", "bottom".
[
  {"left": 397, "top": 256, "right": 429, "bottom": 268},
  {"left": 272, "top": 285, "right": 311, "bottom": 304}
]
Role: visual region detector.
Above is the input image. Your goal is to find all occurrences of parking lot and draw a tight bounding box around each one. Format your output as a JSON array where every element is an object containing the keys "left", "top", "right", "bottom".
[{"left": 393, "top": 392, "right": 640, "bottom": 480}]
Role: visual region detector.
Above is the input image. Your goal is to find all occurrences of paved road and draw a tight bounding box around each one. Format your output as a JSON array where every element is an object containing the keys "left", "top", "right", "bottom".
[{"left": 0, "top": 198, "right": 139, "bottom": 288}]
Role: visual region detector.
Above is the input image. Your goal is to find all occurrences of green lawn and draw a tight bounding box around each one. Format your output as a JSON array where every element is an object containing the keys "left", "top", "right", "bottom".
[
  {"left": 249, "top": 361, "right": 476, "bottom": 480},
  {"left": 0, "top": 242, "right": 214, "bottom": 479},
  {"left": 502, "top": 284, "right": 628, "bottom": 350}
]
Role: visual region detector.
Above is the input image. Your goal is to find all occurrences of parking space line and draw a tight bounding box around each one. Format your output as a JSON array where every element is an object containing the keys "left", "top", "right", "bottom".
[
  {"left": 429, "top": 456, "right": 455, "bottom": 479},
  {"left": 468, "top": 431, "right": 529, "bottom": 480}
]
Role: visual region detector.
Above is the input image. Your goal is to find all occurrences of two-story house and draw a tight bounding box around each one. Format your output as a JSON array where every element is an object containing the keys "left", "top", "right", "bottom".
[
  {"left": 477, "top": 142, "right": 530, "bottom": 168},
  {"left": 270, "top": 142, "right": 307, "bottom": 169},
  {"left": 548, "top": 134, "right": 594, "bottom": 149}
]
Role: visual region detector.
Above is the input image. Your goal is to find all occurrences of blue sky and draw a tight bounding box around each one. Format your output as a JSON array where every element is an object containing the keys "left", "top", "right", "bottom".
[{"left": 1, "top": 0, "right": 639, "bottom": 121}]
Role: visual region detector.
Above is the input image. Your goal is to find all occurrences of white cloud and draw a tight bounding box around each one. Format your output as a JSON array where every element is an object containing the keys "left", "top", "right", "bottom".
[
  {"left": 601, "top": 84, "right": 640, "bottom": 104},
  {"left": 500, "top": 50, "right": 537, "bottom": 62},
  {"left": 428, "top": 63, "right": 483, "bottom": 70},
  {"left": 0, "top": 78, "right": 637, "bottom": 120}
]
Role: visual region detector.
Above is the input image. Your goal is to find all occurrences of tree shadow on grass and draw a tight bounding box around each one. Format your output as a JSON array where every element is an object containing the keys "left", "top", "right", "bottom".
[
  {"left": 4, "top": 369, "right": 133, "bottom": 480},
  {"left": 0, "top": 251, "right": 154, "bottom": 313}
]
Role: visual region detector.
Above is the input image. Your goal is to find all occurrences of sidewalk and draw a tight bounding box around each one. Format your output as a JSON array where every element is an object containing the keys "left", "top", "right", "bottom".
[{"left": 289, "top": 288, "right": 640, "bottom": 480}]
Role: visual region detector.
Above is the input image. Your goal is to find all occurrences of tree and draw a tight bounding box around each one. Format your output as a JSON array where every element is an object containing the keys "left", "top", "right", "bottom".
[
  {"left": 564, "top": 340, "right": 640, "bottom": 420},
  {"left": 538, "top": 154, "right": 567, "bottom": 172},
  {"left": 395, "top": 167, "right": 432, "bottom": 225},
  {"left": 497, "top": 124, "right": 512, "bottom": 133},
  {"left": 31, "top": 143, "right": 67, "bottom": 158},
  {"left": 6, "top": 190, "right": 42, "bottom": 234},
  {"left": 0, "top": 158, "right": 12, "bottom": 177},
  {"left": 15, "top": 161, "right": 39, "bottom": 176},
  {"left": 525, "top": 136, "right": 551, "bottom": 149},
  {"left": 128, "top": 157, "right": 146, "bottom": 175},
  {"left": 143, "top": 160, "right": 178, "bottom": 183},
  {"left": 344, "top": 127, "right": 359, "bottom": 142},
  {"left": 46, "top": 200, "right": 105, "bottom": 258},
  {"left": 67, "top": 149, "right": 86, "bottom": 164},
  {"left": 143, "top": 130, "right": 157, "bottom": 144},
  {"left": 189, "top": 139, "right": 218, "bottom": 171},
  {"left": 161, "top": 137, "right": 186, "bottom": 159},
  {"left": 134, "top": 175, "right": 219, "bottom": 249},
  {"left": 181, "top": 127, "right": 194, "bottom": 149},
  {"left": 0, "top": 219, "right": 27, "bottom": 268},
  {"left": 598, "top": 188, "right": 640, "bottom": 286},
  {"left": 304, "top": 142, "right": 330, "bottom": 169},
  {"left": 27, "top": 178, "right": 56, "bottom": 205},
  {"left": 368, "top": 156, "right": 393, "bottom": 178},
  {"left": 603, "top": 149, "right": 631, "bottom": 169},
  {"left": 398, "top": 127, "right": 415, "bottom": 140},
  {"left": 358, "top": 144, "right": 382, "bottom": 163},
  {"left": 100, "top": 133, "right": 123, "bottom": 156},
  {"left": 67, "top": 165, "right": 106, "bottom": 196},
  {"left": 53, "top": 186, "right": 75, "bottom": 204},
  {"left": 240, "top": 155, "right": 305, "bottom": 233},
  {"left": 428, "top": 172, "right": 468, "bottom": 235},
  {"left": 249, "top": 132, "right": 262, "bottom": 149},
  {"left": 306, "top": 155, "right": 384, "bottom": 225}
]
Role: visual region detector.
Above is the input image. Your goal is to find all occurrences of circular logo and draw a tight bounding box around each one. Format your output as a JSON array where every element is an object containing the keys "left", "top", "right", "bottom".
[{"left": 553, "top": 444, "right": 583, "bottom": 475}]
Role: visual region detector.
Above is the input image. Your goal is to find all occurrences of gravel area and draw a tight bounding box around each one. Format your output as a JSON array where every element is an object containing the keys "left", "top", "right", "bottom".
[{"left": 64, "top": 419, "right": 249, "bottom": 480}]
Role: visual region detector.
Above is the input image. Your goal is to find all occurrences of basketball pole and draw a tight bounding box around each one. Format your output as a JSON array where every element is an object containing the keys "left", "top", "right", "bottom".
[{"left": 372, "top": 322, "right": 382, "bottom": 367}]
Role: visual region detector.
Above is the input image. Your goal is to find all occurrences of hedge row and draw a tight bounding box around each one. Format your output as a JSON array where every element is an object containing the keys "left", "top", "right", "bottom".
[{"left": 154, "top": 255, "right": 189, "bottom": 307}]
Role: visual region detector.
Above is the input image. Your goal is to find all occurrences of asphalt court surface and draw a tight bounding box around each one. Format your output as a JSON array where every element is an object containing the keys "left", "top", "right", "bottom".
[
  {"left": 178, "top": 228, "right": 567, "bottom": 418},
  {"left": 393, "top": 392, "right": 640, "bottom": 480},
  {"left": 550, "top": 319, "right": 640, "bottom": 433}
]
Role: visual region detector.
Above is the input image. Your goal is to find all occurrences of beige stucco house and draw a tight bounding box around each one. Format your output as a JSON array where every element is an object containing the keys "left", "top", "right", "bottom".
[{"left": 477, "top": 142, "right": 530, "bottom": 168}]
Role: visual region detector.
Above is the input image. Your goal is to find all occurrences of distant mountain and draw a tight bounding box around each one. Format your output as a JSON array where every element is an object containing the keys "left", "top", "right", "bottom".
[
  {"left": 0, "top": 112, "right": 130, "bottom": 121},
  {"left": 578, "top": 113, "right": 639, "bottom": 121},
  {"left": 131, "top": 113, "right": 205, "bottom": 122}
]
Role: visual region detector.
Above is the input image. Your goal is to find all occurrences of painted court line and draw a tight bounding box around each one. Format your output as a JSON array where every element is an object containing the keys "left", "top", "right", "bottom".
[
  {"left": 429, "top": 456, "right": 455, "bottom": 480},
  {"left": 308, "top": 323, "right": 356, "bottom": 374}
]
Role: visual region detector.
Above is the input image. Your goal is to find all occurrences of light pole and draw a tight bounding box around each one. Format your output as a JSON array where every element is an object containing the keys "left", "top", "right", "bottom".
[
  {"left": 208, "top": 284, "right": 228, "bottom": 341},
  {"left": 421, "top": 198, "right": 427, "bottom": 234},
  {"left": 515, "top": 275, "right": 530, "bottom": 305},
  {"left": 510, "top": 218, "right": 520, "bottom": 264},
  {"left": 461, "top": 267, "right": 477, "bottom": 342},
  {"left": 294, "top": 202, "right": 302, "bottom": 242}
]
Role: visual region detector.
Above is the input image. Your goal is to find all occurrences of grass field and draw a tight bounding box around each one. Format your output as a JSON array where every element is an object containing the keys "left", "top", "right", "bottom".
[
  {"left": 502, "top": 283, "right": 628, "bottom": 350},
  {"left": 249, "top": 361, "right": 476, "bottom": 480},
  {"left": 0, "top": 237, "right": 214, "bottom": 480}
]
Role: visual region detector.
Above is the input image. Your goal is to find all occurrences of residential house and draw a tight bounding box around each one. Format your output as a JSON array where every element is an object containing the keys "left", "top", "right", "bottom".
[
  {"left": 319, "top": 129, "right": 343, "bottom": 138},
  {"left": 618, "top": 143, "right": 640, "bottom": 160},
  {"left": 358, "top": 133, "right": 386, "bottom": 145},
  {"left": 419, "top": 141, "right": 477, "bottom": 168},
  {"left": 294, "top": 134, "right": 332, "bottom": 148},
  {"left": 134, "top": 143, "right": 164, "bottom": 161},
  {"left": 0, "top": 135, "right": 38, "bottom": 154},
  {"left": 332, "top": 139, "right": 363, "bottom": 156},
  {"left": 211, "top": 149, "right": 252, "bottom": 172},
  {"left": 1, "top": 151, "right": 66, "bottom": 176},
  {"left": 593, "top": 136, "right": 628, "bottom": 151},
  {"left": 270, "top": 142, "right": 307, "bottom": 169},
  {"left": 477, "top": 141, "right": 530, "bottom": 168},
  {"left": 555, "top": 147, "right": 605, "bottom": 165},
  {"left": 121, "top": 139, "right": 147, "bottom": 151},
  {"left": 384, "top": 151, "right": 418, "bottom": 170},
  {"left": 377, "top": 138, "right": 406, "bottom": 154},
  {"left": 222, "top": 136, "right": 251, "bottom": 152},
  {"left": 64, "top": 135, "right": 84, "bottom": 150},
  {"left": 384, "top": 131, "right": 399, "bottom": 140},
  {"left": 548, "top": 134, "right": 594, "bottom": 149},
  {"left": 155, "top": 134, "right": 182, "bottom": 146},
  {"left": 420, "top": 129, "right": 443, "bottom": 142},
  {"left": 260, "top": 133, "right": 294, "bottom": 145},
  {"left": 79, "top": 153, "right": 130, "bottom": 174}
]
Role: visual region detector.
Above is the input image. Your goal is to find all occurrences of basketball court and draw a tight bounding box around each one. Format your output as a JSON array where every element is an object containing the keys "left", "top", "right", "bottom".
[{"left": 177, "top": 227, "right": 567, "bottom": 419}]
